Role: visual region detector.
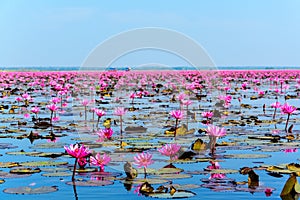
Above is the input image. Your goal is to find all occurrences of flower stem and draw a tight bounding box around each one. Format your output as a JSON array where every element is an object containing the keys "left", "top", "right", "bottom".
[
  {"left": 120, "top": 116, "right": 123, "bottom": 137},
  {"left": 72, "top": 158, "right": 78, "bottom": 181},
  {"left": 50, "top": 111, "right": 53, "bottom": 125},
  {"left": 285, "top": 114, "right": 290, "bottom": 132},
  {"left": 84, "top": 106, "right": 87, "bottom": 124},
  {"left": 144, "top": 167, "right": 147, "bottom": 179},
  {"left": 273, "top": 107, "right": 277, "bottom": 120},
  {"left": 174, "top": 119, "right": 178, "bottom": 138}
]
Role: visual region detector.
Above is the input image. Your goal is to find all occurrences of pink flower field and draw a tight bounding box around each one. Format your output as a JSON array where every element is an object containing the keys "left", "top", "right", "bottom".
[{"left": 0, "top": 69, "right": 300, "bottom": 199}]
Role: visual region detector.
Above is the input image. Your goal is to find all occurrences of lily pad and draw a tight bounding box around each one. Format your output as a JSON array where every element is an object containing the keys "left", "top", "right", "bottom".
[
  {"left": 122, "top": 178, "right": 169, "bottom": 185},
  {"left": 10, "top": 168, "right": 41, "bottom": 174},
  {"left": 76, "top": 167, "right": 98, "bottom": 173},
  {"left": 155, "top": 174, "right": 192, "bottom": 179},
  {"left": 20, "top": 160, "right": 68, "bottom": 167},
  {"left": 3, "top": 186, "right": 58, "bottom": 194},
  {"left": 223, "top": 154, "right": 271, "bottom": 159},
  {"left": 0, "top": 162, "right": 19, "bottom": 168},
  {"left": 148, "top": 190, "right": 196, "bottom": 199},
  {"left": 30, "top": 143, "right": 65, "bottom": 149},
  {"left": 6, "top": 150, "right": 41, "bottom": 156},
  {"left": 66, "top": 179, "right": 114, "bottom": 186},
  {"left": 31, "top": 152, "right": 64, "bottom": 158},
  {"left": 0, "top": 171, "right": 31, "bottom": 178},
  {"left": 42, "top": 172, "right": 72, "bottom": 177},
  {"left": 137, "top": 168, "right": 183, "bottom": 175}
]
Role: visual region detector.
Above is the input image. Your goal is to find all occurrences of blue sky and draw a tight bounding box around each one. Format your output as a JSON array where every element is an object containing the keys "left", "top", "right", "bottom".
[{"left": 1, "top": 0, "right": 300, "bottom": 67}]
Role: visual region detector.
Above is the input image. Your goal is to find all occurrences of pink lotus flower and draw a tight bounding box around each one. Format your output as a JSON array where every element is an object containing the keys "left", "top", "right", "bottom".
[
  {"left": 207, "top": 161, "right": 220, "bottom": 170},
  {"left": 97, "top": 128, "right": 113, "bottom": 140},
  {"left": 158, "top": 143, "right": 181, "bottom": 160},
  {"left": 31, "top": 107, "right": 39, "bottom": 114},
  {"left": 207, "top": 124, "right": 226, "bottom": 137},
  {"left": 81, "top": 99, "right": 90, "bottom": 106},
  {"left": 90, "top": 153, "right": 111, "bottom": 172},
  {"left": 281, "top": 103, "right": 297, "bottom": 132},
  {"left": 202, "top": 111, "right": 213, "bottom": 119},
  {"left": 133, "top": 152, "right": 154, "bottom": 169},
  {"left": 241, "top": 82, "right": 247, "bottom": 90},
  {"left": 281, "top": 103, "right": 297, "bottom": 114},
  {"left": 95, "top": 109, "right": 106, "bottom": 117},
  {"left": 181, "top": 99, "right": 192, "bottom": 106},
  {"left": 24, "top": 113, "right": 30, "bottom": 118},
  {"left": 64, "top": 143, "right": 91, "bottom": 159},
  {"left": 15, "top": 97, "right": 23, "bottom": 102},
  {"left": 64, "top": 143, "right": 91, "bottom": 181},
  {"left": 114, "top": 107, "right": 126, "bottom": 136},
  {"left": 114, "top": 107, "right": 127, "bottom": 116},
  {"left": 170, "top": 110, "right": 183, "bottom": 120},
  {"left": 265, "top": 188, "right": 273, "bottom": 197},
  {"left": 130, "top": 92, "right": 136, "bottom": 99},
  {"left": 46, "top": 104, "right": 59, "bottom": 112},
  {"left": 21, "top": 93, "right": 31, "bottom": 101},
  {"left": 51, "top": 97, "right": 61, "bottom": 104},
  {"left": 271, "top": 102, "right": 281, "bottom": 108},
  {"left": 271, "top": 102, "right": 280, "bottom": 120},
  {"left": 283, "top": 148, "right": 297, "bottom": 153},
  {"left": 207, "top": 125, "right": 226, "bottom": 155},
  {"left": 258, "top": 90, "right": 265, "bottom": 96},
  {"left": 169, "top": 110, "right": 183, "bottom": 138}
]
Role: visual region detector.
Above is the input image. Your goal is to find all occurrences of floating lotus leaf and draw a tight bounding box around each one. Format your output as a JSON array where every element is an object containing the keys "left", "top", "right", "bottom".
[
  {"left": 31, "top": 152, "right": 64, "bottom": 158},
  {"left": 90, "top": 171, "right": 122, "bottom": 178},
  {"left": 42, "top": 172, "right": 72, "bottom": 177},
  {"left": 201, "top": 177, "right": 236, "bottom": 183},
  {"left": 6, "top": 150, "right": 41, "bottom": 156},
  {"left": 266, "top": 166, "right": 294, "bottom": 174},
  {"left": 223, "top": 154, "right": 271, "bottom": 159},
  {"left": 30, "top": 143, "right": 65, "bottom": 149},
  {"left": 185, "top": 170, "right": 209, "bottom": 175},
  {"left": 20, "top": 160, "right": 68, "bottom": 167},
  {"left": 10, "top": 168, "right": 41, "bottom": 174},
  {"left": 66, "top": 179, "right": 114, "bottom": 186},
  {"left": 200, "top": 179, "right": 238, "bottom": 192},
  {"left": 155, "top": 174, "right": 191, "bottom": 179},
  {"left": 0, "top": 162, "right": 19, "bottom": 168},
  {"left": 76, "top": 167, "right": 98, "bottom": 173},
  {"left": 0, "top": 171, "right": 31, "bottom": 178},
  {"left": 148, "top": 190, "right": 196, "bottom": 199},
  {"left": 121, "top": 178, "right": 169, "bottom": 185},
  {"left": 173, "top": 157, "right": 211, "bottom": 164},
  {"left": 3, "top": 186, "right": 58, "bottom": 194},
  {"left": 217, "top": 145, "right": 256, "bottom": 150},
  {"left": 41, "top": 167, "right": 68, "bottom": 172},
  {"left": 248, "top": 135, "right": 281, "bottom": 140},
  {"left": 137, "top": 168, "right": 183, "bottom": 175},
  {"left": 71, "top": 137, "right": 98, "bottom": 141}
]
